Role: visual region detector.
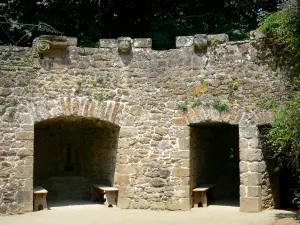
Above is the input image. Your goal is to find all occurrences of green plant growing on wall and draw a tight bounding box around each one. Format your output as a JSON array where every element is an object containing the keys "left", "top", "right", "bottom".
[
  {"left": 97, "top": 76, "right": 104, "bottom": 84},
  {"left": 213, "top": 98, "right": 229, "bottom": 112},
  {"left": 258, "top": 0, "right": 300, "bottom": 208},
  {"left": 75, "top": 81, "right": 82, "bottom": 94},
  {"left": 257, "top": 97, "right": 278, "bottom": 110},
  {"left": 177, "top": 102, "right": 188, "bottom": 112},
  {"left": 191, "top": 100, "right": 202, "bottom": 108},
  {"left": 94, "top": 93, "right": 104, "bottom": 101}
]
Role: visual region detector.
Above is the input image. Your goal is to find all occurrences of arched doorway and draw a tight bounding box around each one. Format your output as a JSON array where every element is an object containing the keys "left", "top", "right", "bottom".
[{"left": 33, "top": 116, "right": 120, "bottom": 207}]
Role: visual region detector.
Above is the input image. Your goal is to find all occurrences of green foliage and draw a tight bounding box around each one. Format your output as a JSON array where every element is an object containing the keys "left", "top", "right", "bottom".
[
  {"left": 258, "top": 0, "right": 300, "bottom": 68},
  {"left": 257, "top": 97, "right": 278, "bottom": 110},
  {"left": 213, "top": 98, "right": 229, "bottom": 112},
  {"left": 177, "top": 102, "right": 188, "bottom": 112},
  {"left": 75, "top": 81, "right": 82, "bottom": 94},
  {"left": 0, "top": 0, "right": 279, "bottom": 48},
  {"left": 96, "top": 76, "right": 104, "bottom": 84},
  {"left": 257, "top": 1, "right": 300, "bottom": 208},
  {"left": 94, "top": 93, "right": 104, "bottom": 101},
  {"left": 191, "top": 100, "right": 202, "bottom": 108}
]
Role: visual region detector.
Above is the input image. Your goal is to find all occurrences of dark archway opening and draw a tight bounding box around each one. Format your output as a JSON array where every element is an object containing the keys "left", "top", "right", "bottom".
[
  {"left": 190, "top": 122, "right": 240, "bottom": 207},
  {"left": 34, "top": 116, "right": 120, "bottom": 207},
  {"left": 258, "top": 125, "right": 298, "bottom": 210}
]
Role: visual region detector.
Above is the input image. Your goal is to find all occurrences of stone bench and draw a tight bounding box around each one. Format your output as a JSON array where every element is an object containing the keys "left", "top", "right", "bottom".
[
  {"left": 91, "top": 184, "right": 118, "bottom": 207},
  {"left": 193, "top": 184, "right": 215, "bottom": 208},
  {"left": 33, "top": 186, "right": 48, "bottom": 211}
]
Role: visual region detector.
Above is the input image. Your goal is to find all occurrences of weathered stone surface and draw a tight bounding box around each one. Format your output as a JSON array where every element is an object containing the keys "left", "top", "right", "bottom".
[
  {"left": 240, "top": 185, "right": 246, "bottom": 197},
  {"left": 15, "top": 132, "right": 34, "bottom": 140},
  {"left": 99, "top": 39, "right": 117, "bottom": 48},
  {"left": 249, "top": 162, "right": 266, "bottom": 173},
  {"left": 176, "top": 36, "right": 193, "bottom": 48},
  {"left": 240, "top": 197, "right": 262, "bottom": 212},
  {"left": 240, "top": 149, "right": 263, "bottom": 162},
  {"left": 248, "top": 186, "right": 262, "bottom": 197},
  {"left": 16, "top": 191, "right": 33, "bottom": 204},
  {"left": 208, "top": 34, "right": 229, "bottom": 44},
  {"left": 133, "top": 38, "right": 152, "bottom": 48},
  {"left": 118, "top": 37, "right": 132, "bottom": 54},
  {"left": 119, "top": 127, "right": 138, "bottom": 138},
  {"left": 239, "top": 161, "right": 249, "bottom": 173},
  {"left": 241, "top": 172, "right": 262, "bottom": 186},
  {"left": 151, "top": 178, "right": 166, "bottom": 187},
  {"left": 172, "top": 167, "right": 189, "bottom": 177},
  {"left": 194, "top": 34, "right": 207, "bottom": 53}
]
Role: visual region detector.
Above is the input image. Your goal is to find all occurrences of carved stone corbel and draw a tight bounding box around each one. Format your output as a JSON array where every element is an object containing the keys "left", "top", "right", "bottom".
[{"left": 32, "top": 35, "right": 69, "bottom": 69}]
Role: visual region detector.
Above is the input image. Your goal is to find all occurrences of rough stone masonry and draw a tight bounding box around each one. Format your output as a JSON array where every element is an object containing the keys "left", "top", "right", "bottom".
[{"left": 0, "top": 31, "right": 292, "bottom": 215}]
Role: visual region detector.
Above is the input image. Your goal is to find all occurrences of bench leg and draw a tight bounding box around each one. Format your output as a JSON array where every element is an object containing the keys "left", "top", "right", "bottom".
[
  {"left": 193, "top": 191, "right": 207, "bottom": 208},
  {"left": 199, "top": 193, "right": 207, "bottom": 207},
  {"left": 193, "top": 192, "right": 200, "bottom": 208},
  {"left": 106, "top": 191, "right": 118, "bottom": 207}
]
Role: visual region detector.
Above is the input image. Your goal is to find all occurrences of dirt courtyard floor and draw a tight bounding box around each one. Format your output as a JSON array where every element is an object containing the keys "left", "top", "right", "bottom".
[{"left": 0, "top": 202, "right": 299, "bottom": 225}]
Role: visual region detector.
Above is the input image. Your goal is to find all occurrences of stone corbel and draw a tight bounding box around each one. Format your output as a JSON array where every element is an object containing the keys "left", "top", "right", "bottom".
[{"left": 32, "top": 35, "right": 70, "bottom": 69}]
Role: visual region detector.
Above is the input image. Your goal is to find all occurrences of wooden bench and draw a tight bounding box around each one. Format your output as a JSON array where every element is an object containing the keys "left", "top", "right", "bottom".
[
  {"left": 192, "top": 184, "right": 215, "bottom": 208},
  {"left": 33, "top": 186, "right": 48, "bottom": 211},
  {"left": 91, "top": 184, "right": 118, "bottom": 207}
]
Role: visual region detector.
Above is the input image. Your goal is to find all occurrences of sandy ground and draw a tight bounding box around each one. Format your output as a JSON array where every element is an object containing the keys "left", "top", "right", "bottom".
[{"left": 0, "top": 203, "right": 297, "bottom": 225}]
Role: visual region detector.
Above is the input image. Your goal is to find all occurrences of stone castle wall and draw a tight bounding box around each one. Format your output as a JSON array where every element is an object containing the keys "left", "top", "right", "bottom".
[{"left": 0, "top": 32, "right": 291, "bottom": 214}]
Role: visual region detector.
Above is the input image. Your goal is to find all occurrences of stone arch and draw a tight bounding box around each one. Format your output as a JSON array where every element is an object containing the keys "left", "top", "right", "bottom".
[
  {"left": 23, "top": 97, "right": 124, "bottom": 126},
  {"left": 33, "top": 114, "right": 120, "bottom": 205}
]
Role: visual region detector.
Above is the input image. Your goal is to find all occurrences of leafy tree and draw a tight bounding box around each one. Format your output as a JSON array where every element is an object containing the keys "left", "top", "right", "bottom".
[
  {"left": 259, "top": 0, "right": 300, "bottom": 208},
  {"left": 1, "top": 0, "right": 279, "bottom": 48}
]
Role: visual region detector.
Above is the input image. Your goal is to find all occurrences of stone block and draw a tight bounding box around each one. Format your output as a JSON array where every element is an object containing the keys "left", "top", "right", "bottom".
[
  {"left": 129, "top": 105, "right": 143, "bottom": 116},
  {"left": 15, "top": 132, "right": 34, "bottom": 140},
  {"left": 118, "top": 37, "right": 132, "bottom": 54},
  {"left": 99, "top": 39, "right": 117, "bottom": 48},
  {"left": 150, "top": 202, "right": 166, "bottom": 210},
  {"left": 118, "top": 198, "right": 132, "bottom": 209},
  {"left": 208, "top": 34, "right": 229, "bottom": 45},
  {"left": 132, "top": 199, "right": 150, "bottom": 209},
  {"left": 67, "top": 37, "right": 78, "bottom": 46},
  {"left": 239, "top": 161, "right": 249, "bottom": 173},
  {"left": 17, "top": 148, "right": 33, "bottom": 157},
  {"left": 171, "top": 151, "right": 190, "bottom": 159},
  {"left": 240, "top": 127, "right": 258, "bottom": 139},
  {"left": 159, "top": 169, "right": 170, "bottom": 178},
  {"left": 179, "top": 198, "right": 191, "bottom": 210},
  {"left": 133, "top": 38, "right": 152, "bottom": 48},
  {"left": 240, "top": 149, "right": 263, "bottom": 162},
  {"left": 167, "top": 199, "right": 180, "bottom": 210},
  {"left": 240, "top": 197, "right": 262, "bottom": 212},
  {"left": 248, "top": 186, "right": 262, "bottom": 197},
  {"left": 115, "top": 174, "right": 130, "bottom": 186},
  {"left": 155, "top": 127, "right": 169, "bottom": 136},
  {"left": 240, "top": 172, "right": 262, "bottom": 186},
  {"left": 151, "top": 178, "right": 166, "bottom": 187},
  {"left": 249, "top": 162, "right": 266, "bottom": 173},
  {"left": 240, "top": 185, "right": 246, "bottom": 197},
  {"left": 119, "top": 127, "right": 138, "bottom": 138},
  {"left": 22, "top": 201, "right": 33, "bottom": 212},
  {"left": 16, "top": 191, "right": 33, "bottom": 204},
  {"left": 179, "top": 137, "right": 190, "bottom": 150},
  {"left": 172, "top": 167, "right": 189, "bottom": 177},
  {"left": 194, "top": 34, "right": 207, "bottom": 53},
  {"left": 15, "top": 166, "right": 32, "bottom": 179},
  {"left": 176, "top": 36, "right": 194, "bottom": 48},
  {"left": 250, "top": 30, "right": 266, "bottom": 40}
]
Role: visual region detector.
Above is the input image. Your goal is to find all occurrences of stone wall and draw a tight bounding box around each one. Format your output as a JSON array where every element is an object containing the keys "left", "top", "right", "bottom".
[{"left": 0, "top": 32, "right": 291, "bottom": 214}]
